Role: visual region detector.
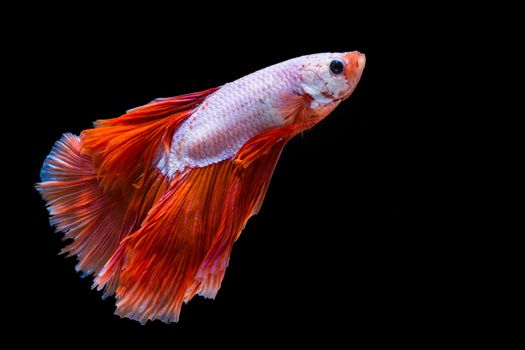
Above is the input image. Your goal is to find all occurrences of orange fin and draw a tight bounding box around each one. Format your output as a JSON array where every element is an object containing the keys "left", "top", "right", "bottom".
[
  {"left": 35, "top": 88, "right": 218, "bottom": 290},
  {"left": 235, "top": 125, "right": 294, "bottom": 168},
  {"left": 96, "top": 134, "right": 289, "bottom": 324},
  {"left": 81, "top": 87, "right": 219, "bottom": 192},
  {"left": 277, "top": 93, "right": 313, "bottom": 132},
  {"left": 36, "top": 134, "right": 170, "bottom": 287},
  {"left": 195, "top": 139, "right": 288, "bottom": 299},
  {"left": 36, "top": 134, "right": 130, "bottom": 277},
  {"left": 38, "top": 87, "right": 296, "bottom": 324},
  {"left": 275, "top": 92, "right": 337, "bottom": 132}
]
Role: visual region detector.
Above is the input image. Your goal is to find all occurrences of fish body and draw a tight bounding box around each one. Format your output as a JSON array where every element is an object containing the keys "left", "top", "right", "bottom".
[
  {"left": 37, "top": 51, "right": 365, "bottom": 323},
  {"left": 161, "top": 53, "right": 364, "bottom": 175}
]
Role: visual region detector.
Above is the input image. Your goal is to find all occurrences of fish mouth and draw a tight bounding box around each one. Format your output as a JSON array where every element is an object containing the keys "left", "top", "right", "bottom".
[
  {"left": 343, "top": 51, "right": 366, "bottom": 73},
  {"left": 356, "top": 52, "right": 366, "bottom": 68},
  {"left": 338, "top": 51, "right": 366, "bottom": 101}
]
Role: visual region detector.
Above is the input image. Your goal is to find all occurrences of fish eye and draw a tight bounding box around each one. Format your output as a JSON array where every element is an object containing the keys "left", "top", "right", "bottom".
[{"left": 329, "top": 59, "right": 344, "bottom": 75}]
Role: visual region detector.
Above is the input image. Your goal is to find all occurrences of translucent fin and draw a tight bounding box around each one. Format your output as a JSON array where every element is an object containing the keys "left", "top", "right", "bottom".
[{"left": 98, "top": 135, "right": 289, "bottom": 324}]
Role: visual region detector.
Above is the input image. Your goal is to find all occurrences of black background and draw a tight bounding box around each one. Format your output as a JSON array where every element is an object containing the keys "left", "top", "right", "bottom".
[{"left": 9, "top": 6, "right": 466, "bottom": 346}]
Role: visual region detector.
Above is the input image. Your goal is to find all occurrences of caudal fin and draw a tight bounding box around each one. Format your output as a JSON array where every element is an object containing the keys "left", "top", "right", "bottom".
[
  {"left": 36, "top": 133, "right": 127, "bottom": 276},
  {"left": 37, "top": 89, "right": 293, "bottom": 324},
  {"left": 36, "top": 88, "right": 218, "bottom": 289}
]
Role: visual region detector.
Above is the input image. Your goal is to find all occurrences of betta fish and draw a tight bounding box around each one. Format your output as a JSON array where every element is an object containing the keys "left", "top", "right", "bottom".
[{"left": 37, "top": 51, "right": 366, "bottom": 324}]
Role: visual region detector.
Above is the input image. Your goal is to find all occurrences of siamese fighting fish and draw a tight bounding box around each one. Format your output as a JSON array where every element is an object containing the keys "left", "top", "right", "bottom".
[{"left": 37, "top": 51, "right": 366, "bottom": 324}]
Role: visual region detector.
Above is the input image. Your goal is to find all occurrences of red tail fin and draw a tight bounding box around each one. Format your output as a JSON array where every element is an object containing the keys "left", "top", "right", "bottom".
[
  {"left": 37, "top": 87, "right": 296, "bottom": 324},
  {"left": 36, "top": 88, "right": 217, "bottom": 290},
  {"left": 36, "top": 133, "right": 128, "bottom": 277}
]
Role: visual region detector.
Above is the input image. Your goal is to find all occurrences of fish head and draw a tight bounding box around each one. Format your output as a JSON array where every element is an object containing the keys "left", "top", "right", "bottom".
[{"left": 297, "top": 51, "right": 365, "bottom": 124}]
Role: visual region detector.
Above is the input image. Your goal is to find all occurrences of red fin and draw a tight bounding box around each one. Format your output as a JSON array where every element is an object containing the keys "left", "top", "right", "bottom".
[
  {"left": 36, "top": 134, "right": 170, "bottom": 285},
  {"left": 105, "top": 163, "right": 236, "bottom": 323},
  {"left": 277, "top": 92, "right": 338, "bottom": 132},
  {"left": 97, "top": 135, "right": 288, "bottom": 324},
  {"left": 37, "top": 86, "right": 299, "bottom": 324},
  {"left": 81, "top": 87, "right": 219, "bottom": 192},
  {"left": 195, "top": 140, "right": 288, "bottom": 299},
  {"left": 277, "top": 93, "right": 313, "bottom": 132},
  {"left": 36, "top": 88, "right": 218, "bottom": 289},
  {"left": 235, "top": 125, "right": 293, "bottom": 168},
  {"left": 36, "top": 134, "right": 128, "bottom": 277},
  {"left": 94, "top": 169, "right": 170, "bottom": 298}
]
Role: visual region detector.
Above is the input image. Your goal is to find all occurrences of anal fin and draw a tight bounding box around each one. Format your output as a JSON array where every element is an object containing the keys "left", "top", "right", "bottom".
[{"left": 102, "top": 134, "right": 289, "bottom": 323}]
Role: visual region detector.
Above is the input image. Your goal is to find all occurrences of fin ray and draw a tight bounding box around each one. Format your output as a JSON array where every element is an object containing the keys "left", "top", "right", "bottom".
[
  {"left": 36, "top": 88, "right": 218, "bottom": 286},
  {"left": 99, "top": 135, "right": 289, "bottom": 323},
  {"left": 36, "top": 133, "right": 126, "bottom": 276},
  {"left": 81, "top": 87, "right": 219, "bottom": 192},
  {"left": 37, "top": 87, "right": 299, "bottom": 324}
]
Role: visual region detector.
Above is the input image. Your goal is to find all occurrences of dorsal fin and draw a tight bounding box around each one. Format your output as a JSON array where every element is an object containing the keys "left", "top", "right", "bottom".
[{"left": 81, "top": 87, "right": 219, "bottom": 192}]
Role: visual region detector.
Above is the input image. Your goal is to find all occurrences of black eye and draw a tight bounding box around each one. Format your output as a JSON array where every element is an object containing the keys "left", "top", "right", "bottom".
[{"left": 329, "top": 59, "right": 344, "bottom": 74}]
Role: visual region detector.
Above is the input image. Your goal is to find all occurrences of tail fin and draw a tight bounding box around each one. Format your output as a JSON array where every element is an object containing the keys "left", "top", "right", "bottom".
[
  {"left": 37, "top": 89, "right": 293, "bottom": 324},
  {"left": 36, "top": 88, "right": 218, "bottom": 286},
  {"left": 36, "top": 133, "right": 127, "bottom": 276}
]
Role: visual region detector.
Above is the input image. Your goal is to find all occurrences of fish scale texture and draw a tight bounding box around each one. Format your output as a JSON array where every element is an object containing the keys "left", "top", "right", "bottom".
[{"left": 159, "top": 58, "right": 305, "bottom": 176}]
